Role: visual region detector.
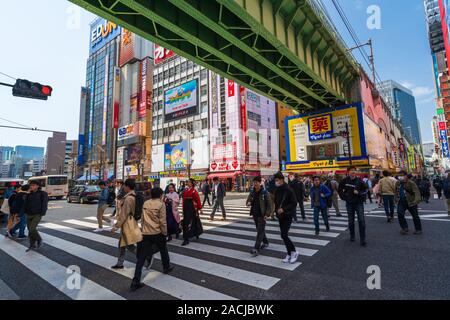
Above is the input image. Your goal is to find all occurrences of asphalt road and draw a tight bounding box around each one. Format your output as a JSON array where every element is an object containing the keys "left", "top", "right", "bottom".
[{"left": 1, "top": 195, "right": 449, "bottom": 300}]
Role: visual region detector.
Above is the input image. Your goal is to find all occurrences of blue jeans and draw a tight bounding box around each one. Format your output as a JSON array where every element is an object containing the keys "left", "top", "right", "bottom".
[
  {"left": 313, "top": 206, "right": 329, "bottom": 232},
  {"left": 11, "top": 213, "right": 27, "bottom": 237},
  {"left": 382, "top": 195, "right": 395, "bottom": 218},
  {"left": 346, "top": 202, "right": 366, "bottom": 241}
]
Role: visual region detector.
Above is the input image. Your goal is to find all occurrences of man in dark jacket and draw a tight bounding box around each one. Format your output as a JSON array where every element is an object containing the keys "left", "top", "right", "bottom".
[
  {"left": 201, "top": 179, "right": 212, "bottom": 207},
  {"left": 310, "top": 176, "right": 331, "bottom": 235},
  {"left": 433, "top": 176, "right": 443, "bottom": 199},
  {"left": 338, "top": 166, "right": 367, "bottom": 246},
  {"left": 24, "top": 181, "right": 49, "bottom": 251},
  {"left": 395, "top": 171, "right": 422, "bottom": 235},
  {"left": 273, "top": 172, "right": 298, "bottom": 264},
  {"left": 210, "top": 177, "right": 227, "bottom": 221},
  {"left": 288, "top": 173, "right": 306, "bottom": 222},
  {"left": 246, "top": 176, "right": 270, "bottom": 256}
]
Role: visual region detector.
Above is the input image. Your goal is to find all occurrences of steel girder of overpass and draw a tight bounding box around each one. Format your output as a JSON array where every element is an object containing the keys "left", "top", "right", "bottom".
[{"left": 69, "top": 0, "right": 360, "bottom": 111}]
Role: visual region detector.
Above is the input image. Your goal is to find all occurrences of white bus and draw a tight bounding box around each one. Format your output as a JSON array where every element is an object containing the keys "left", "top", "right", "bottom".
[{"left": 28, "top": 175, "right": 69, "bottom": 199}]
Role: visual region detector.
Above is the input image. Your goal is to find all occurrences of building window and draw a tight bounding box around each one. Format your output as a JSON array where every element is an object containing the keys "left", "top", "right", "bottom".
[{"left": 201, "top": 85, "right": 208, "bottom": 97}]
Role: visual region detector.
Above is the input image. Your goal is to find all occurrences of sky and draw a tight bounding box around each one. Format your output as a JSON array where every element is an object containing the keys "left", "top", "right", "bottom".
[{"left": 0, "top": 0, "right": 438, "bottom": 149}]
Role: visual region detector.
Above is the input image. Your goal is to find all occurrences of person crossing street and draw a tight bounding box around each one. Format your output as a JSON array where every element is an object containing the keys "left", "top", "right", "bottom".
[
  {"left": 273, "top": 172, "right": 298, "bottom": 264},
  {"left": 201, "top": 179, "right": 212, "bottom": 207},
  {"left": 210, "top": 177, "right": 227, "bottom": 221},
  {"left": 395, "top": 171, "right": 422, "bottom": 235},
  {"left": 24, "top": 181, "right": 49, "bottom": 252},
  {"left": 310, "top": 176, "right": 331, "bottom": 236},
  {"left": 95, "top": 181, "right": 112, "bottom": 232},
  {"left": 246, "top": 176, "right": 270, "bottom": 257},
  {"left": 325, "top": 174, "right": 342, "bottom": 217},
  {"left": 288, "top": 173, "right": 306, "bottom": 222},
  {"left": 379, "top": 170, "right": 397, "bottom": 222},
  {"left": 338, "top": 166, "right": 367, "bottom": 246}
]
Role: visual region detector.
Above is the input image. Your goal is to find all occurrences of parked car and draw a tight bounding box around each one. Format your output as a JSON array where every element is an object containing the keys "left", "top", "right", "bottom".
[{"left": 67, "top": 185, "right": 101, "bottom": 204}]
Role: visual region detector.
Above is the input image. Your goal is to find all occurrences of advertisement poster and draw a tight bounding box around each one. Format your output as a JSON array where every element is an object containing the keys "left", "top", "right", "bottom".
[
  {"left": 285, "top": 103, "right": 367, "bottom": 171},
  {"left": 139, "top": 58, "right": 153, "bottom": 119},
  {"left": 154, "top": 45, "right": 175, "bottom": 65},
  {"left": 164, "top": 80, "right": 198, "bottom": 121},
  {"left": 164, "top": 141, "right": 188, "bottom": 170},
  {"left": 116, "top": 147, "right": 125, "bottom": 180},
  {"left": 118, "top": 123, "right": 138, "bottom": 141}
]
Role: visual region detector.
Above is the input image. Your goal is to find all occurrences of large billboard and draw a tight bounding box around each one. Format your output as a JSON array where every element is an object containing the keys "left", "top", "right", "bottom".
[
  {"left": 285, "top": 103, "right": 368, "bottom": 171},
  {"left": 90, "top": 19, "right": 121, "bottom": 55},
  {"left": 164, "top": 141, "right": 188, "bottom": 171},
  {"left": 154, "top": 45, "right": 175, "bottom": 65},
  {"left": 164, "top": 80, "right": 198, "bottom": 122}
]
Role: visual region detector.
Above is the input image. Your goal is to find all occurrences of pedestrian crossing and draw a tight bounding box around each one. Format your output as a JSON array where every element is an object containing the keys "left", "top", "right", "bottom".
[{"left": 0, "top": 203, "right": 349, "bottom": 300}]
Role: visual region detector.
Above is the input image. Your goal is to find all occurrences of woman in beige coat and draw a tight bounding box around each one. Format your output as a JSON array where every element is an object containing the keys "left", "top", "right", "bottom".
[{"left": 111, "top": 179, "right": 142, "bottom": 269}]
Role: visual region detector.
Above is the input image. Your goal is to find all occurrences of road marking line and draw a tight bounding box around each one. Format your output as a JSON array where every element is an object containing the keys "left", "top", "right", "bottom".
[
  {"left": 81, "top": 217, "right": 318, "bottom": 256},
  {"left": 42, "top": 222, "right": 280, "bottom": 290},
  {"left": 38, "top": 224, "right": 236, "bottom": 300},
  {"left": 0, "top": 237, "right": 124, "bottom": 300}
]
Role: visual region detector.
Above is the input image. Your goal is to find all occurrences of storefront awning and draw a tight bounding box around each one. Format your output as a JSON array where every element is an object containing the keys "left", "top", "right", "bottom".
[{"left": 207, "top": 171, "right": 242, "bottom": 179}]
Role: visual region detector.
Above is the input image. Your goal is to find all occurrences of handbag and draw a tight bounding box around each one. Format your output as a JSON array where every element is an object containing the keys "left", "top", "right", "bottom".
[{"left": 1, "top": 199, "right": 10, "bottom": 214}]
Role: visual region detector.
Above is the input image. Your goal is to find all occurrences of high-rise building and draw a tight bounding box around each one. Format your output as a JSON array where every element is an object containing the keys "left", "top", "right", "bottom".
[
  {"left": 45, "top": 132, "right": 67, "bottom": 175},
  {"left": 149, "top": 49, "right": 211, "bottom": 183},
  {"left": 78, "top": 18, "right": 122, "bottom": 179},
  {"left": 0, "top": 147, "right": 14, "bottom": 162},
  {"left": 13, "top": 146, "right": 45, "bottom": 178},
  {"left": 379, "top": 80, "right": 422, "bottom": 146},
  {"left": 64, "top": 140, "right": 78, "bottom": 175}
]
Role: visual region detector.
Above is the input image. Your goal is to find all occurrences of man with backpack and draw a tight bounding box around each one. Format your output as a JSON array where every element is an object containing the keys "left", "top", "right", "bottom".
[
  {"left": 24, "top": 181, "right": 49, "bottom": 251},
  {"left": 111, "top": 179, "right": 144, "bottom": 270},
  {"left": 246, "top": 176, "right": 271, "bottom": 257},
  {"left": 338, "top": 166, "right": 367, "bottom": 246},
  {"left": 288, "top": 173, "right": 306, "bottom": 222}
]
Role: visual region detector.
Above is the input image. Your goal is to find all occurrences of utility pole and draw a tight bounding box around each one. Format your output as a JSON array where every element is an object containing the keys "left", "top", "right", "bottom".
[{"left": 348, "top": 39, "right": 376, "bottom": 85}]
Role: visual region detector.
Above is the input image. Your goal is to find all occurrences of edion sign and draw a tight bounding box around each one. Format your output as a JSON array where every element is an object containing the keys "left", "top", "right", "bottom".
[{"left": 154, "top": 45, "right": 175, "bottom": 64}]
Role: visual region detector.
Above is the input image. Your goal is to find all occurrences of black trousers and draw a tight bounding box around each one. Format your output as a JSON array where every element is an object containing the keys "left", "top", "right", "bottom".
[
  {"left": 202, "top": 193, "right": 211, "bottom": 207},
  {"left": 133, "top": 234, "right": 170, "bottom": 284},
  {"left": 278, "top": 216, "right": 295, "bottom": 255},
  {"left": 297, "top": 200, "right": 306, "bottom": 220},
  {"left": 253, "top": 216, "right": 269, "bottom": 250}
]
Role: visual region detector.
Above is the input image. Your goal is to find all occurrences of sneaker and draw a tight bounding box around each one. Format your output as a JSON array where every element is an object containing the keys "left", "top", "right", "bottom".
[
  {"left": 26, "top": 245, "right": 36, "bottom": 252},
  {"left": 290, "top": 251, "right": 299, "bottom": 264},
  {"left": 181, "top": 239, "right": 189, "bottom": 246},
  {"left": 315, "top": 230, "right": 320, "bottom": 236},
  {"left": 260, "top": 243, "right": 269, "bottom": 250},
  {"left": 413, "top": 230, "right": 423, "bottom": 235},
  {"left": 221, "top": 217, "right": 227, "bottom": 221},
  {"left": 129, "top": 281, "right": 144, "bottom": 292},
  {"left": 93, "top": 228, "right": 104, "bottom": 233},
  {"left": 111, "top": 265, "right": 124, "bottom": 270},
  {"left": 17, "top": 235, "right": 27, "bottom": 240},
  {"left": 163, "top": 265, "right": 174, "bottom": 274},
  {"left": 400, "top": 229, "right": 409, "bottom": 235},
  {"left": 36, "top": 240, "right": 43, "bottom": 249},
  {"left": 251, "top": 249, "right": 258, "bottom": 257},
  {"left": 282, "top": 255, "right": 291, "bottom": 263},
  {"left": 326, "top": 226, "right": 330, "bottom": 232},
  {"left": 4, "top": 230, "right": 12, "bottom": 238},
  {"left": 360, "top": 240, "right": 367, "bottom": 247},
  {"left": 144, "top": 256, "right": 154, "bottom": 270}
]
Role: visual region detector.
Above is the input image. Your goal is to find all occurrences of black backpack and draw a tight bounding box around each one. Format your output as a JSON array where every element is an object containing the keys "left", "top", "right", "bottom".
[{"left": 131, "top": 193, "right": 145, "bottom": 221}]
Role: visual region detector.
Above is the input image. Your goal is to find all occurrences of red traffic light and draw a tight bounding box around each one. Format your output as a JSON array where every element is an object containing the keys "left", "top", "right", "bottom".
[
  {"left": 12, "top": 79, "right": 53, "bottom": 100},
  {"left": 41, "top": 86, "right": 52, "bottom": 96}
]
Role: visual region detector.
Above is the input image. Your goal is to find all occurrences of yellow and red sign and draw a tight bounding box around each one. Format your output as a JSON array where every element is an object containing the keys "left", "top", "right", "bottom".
[{"left": 308, "top": 114, "right": 333, "bottom": 141}]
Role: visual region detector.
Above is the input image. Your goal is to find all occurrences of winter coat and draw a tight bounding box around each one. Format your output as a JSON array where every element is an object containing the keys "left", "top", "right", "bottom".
[
  {"left": 395, "top": 180, "right": 421, "bottom": 207},
  {"left": 141, "top": 198, "right": 167, "bottom": 236},
  {"left": 114, "top": 191, "right": 142, "bottom": 247}
]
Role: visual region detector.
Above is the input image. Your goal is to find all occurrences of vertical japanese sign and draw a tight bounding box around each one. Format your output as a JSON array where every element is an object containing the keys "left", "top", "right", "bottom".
[
  {"left": 116, "top": 147, "right": 125, "bottom": 180},
  {"left": 240, "top": 86, "right": 248, "bottom": 154},
  {"left": 139, "top": 58, "right": 153, "bottom": 119},
  {"left": 102, "top": 54, "right": 109, "bottom": 146},
  {"left": 88, "top": 65, "right": 96, "bottom": 150},
  {"left": 112, "top": 67, "right": 120, "bottom": 129},
  {"left": 228, "top": 80, "right": 235, "bottom": 97},
  {"left": 439, "top": 121, "right": 450, "bottom": 158}
]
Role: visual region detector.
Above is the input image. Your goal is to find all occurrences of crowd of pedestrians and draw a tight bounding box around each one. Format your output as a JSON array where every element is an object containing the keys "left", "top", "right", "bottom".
[{"left": 3, "top": 165, "right": 445, "bottom": 293}]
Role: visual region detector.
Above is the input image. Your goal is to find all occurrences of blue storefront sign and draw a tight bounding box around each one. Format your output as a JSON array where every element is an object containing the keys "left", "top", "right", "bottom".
[
  {"left": 90, "top": 18, "right": 121, "bottom": 55},
  {"left": 440, "top": 129, "right": 450, "bottom": 158}
]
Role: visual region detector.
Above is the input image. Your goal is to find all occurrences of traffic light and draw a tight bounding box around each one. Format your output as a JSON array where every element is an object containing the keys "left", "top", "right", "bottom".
[{"left": 12, "top": 79, "right": 53, "bottom": 100}]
